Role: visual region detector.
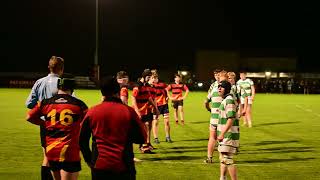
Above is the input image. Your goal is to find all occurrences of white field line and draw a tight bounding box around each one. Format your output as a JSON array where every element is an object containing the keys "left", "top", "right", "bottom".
[{"left": 295, "top": 105, "right": 320, "bottom": 118}]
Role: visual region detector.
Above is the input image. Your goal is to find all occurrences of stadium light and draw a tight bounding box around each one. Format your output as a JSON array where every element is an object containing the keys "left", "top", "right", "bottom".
[
  {"left": 181, "top": 71, "right": 188, "bottom": 76},
  {"left": 197, "top": 82, "right": 203, "bottom": 87},
  {"left": 265, "top": 71, "right": 271, "bottom": 78}
]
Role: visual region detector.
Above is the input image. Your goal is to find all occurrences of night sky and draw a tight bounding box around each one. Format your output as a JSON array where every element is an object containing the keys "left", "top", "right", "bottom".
[{"left": 2, "top": 1, "right": 318, "bottom": 77}]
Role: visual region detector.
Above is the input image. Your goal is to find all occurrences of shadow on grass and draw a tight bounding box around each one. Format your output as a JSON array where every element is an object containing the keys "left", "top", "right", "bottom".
[
  {"left": 238, "top": 157, "right": 315, "bottom": 164},
  {"left": 188, "top": 121, "right": 208, "bottom": 124},
  {"left": 173, "top": 138, "right": 208, "bottom": 142},
  {"left": 242, "top": 146, "right": 314, "bottom": 155},
  {"left": 168, "top": 145, "right": 206, "bottom": 150},
  {"left": 161, "top": 149, "right": 207, "bottom": 154},
  {"left": 143, "top": 155, "right": 201, "bottom": 161},
  {"left": 255, "top": 121, "right": 300, "bottom": 127},
  {"left": 252, "top": 140, "right": 300, "bottom": 146}
]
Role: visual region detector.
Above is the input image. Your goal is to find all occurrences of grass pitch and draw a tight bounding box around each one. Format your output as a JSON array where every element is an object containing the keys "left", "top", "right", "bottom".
[{"left": 0, "top": 88, "right": 319, "bottom": 179}]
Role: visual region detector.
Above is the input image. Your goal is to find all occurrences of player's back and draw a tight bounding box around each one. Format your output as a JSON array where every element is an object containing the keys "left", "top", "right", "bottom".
[
  {"left": 85, "top": 98, "right": 139, "bottom": 172},
  {"left": 41, "top": 94, "right": 88, "bottom": 162},
  {"left": 26, "top": 74, "right": 60, "bottom": 108}
]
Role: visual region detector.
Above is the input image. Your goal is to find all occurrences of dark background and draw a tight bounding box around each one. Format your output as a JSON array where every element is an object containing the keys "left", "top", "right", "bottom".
[{"left": 1, "top": 1, "right": 318, "bottom": 78}]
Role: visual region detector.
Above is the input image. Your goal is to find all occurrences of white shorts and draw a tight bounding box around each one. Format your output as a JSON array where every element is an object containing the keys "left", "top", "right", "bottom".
[{"left": 240, "top": 96, "right": 253, "bottom": 105}]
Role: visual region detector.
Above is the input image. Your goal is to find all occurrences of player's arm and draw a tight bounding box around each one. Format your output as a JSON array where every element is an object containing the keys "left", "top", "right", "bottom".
[
  {"left": 25, "top": 81, "right": 39, "bottom": 109},
  {"left": 165, "top": 85, "right": 173, "bottom": 100},
  {"left": 131, "top": 87, "right": 141, "bottom": 118},
  {"left": 204, "top": 91, "right": 212, "bottom": 112},
  {"left": 26, "top": 103, "right": 44, "bottom": 126},
  {"left": 181, "top": 85, "right": 189, "bottom": 100},
  {"left": 251, "top": 83, "right": 256, "bottom": 101},
  {"left": 148, "top": 96, "right": 160, "bottom": 119},
  {"left": 217, "top": 117, "right": 234, "bottom": 141},
  {"left": 218, "top": 102, "right": 236, "bottom": 141},
  {"left": 120, "top": 88, "right": 128, "bottom": 105},
  {"left": 79, "top": 115, "right": 93, "bottom": 168}
]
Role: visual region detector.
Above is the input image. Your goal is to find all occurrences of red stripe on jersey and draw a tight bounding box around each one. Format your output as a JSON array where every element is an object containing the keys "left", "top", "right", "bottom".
[
  {"left": 132, "top": 83, "right": 152, "bottom": 115},
  {"left": 166, "top": 83, "right": 189, "bottom": 99},
  {"left": 154, "top": 82, "right": 168, "bottom": 106}
]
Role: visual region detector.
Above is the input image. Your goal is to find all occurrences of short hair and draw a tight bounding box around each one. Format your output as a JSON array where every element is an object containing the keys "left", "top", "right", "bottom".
[
  {"left": 219, "top": 70, "right": 228, "bottom": 78},
  {"left": 141, "top": 69, "right": 152, "bottom": 78},
  {"left": 227, "top": 72, "right": 236, "bottom": 78},
  {"left": 152, "top": 72, "right": 158, "bottom": 78},
  {"left": 48, "top": 56, "right": 64, "bottom": 73},
  {"left": 116, "top": 71, "right": 128, "bottom": 79},
  {"left": 239, "top": 70, "right": 247, "bottom": 74},
  {"left": 213, "top": 69, "right": 221, "bottom": 74},
  {"left": 100, "top": 76, "right": 120, "bottom": 96},
  {"left": 174, "top": 74, "right": 181, "bottom": 78},
  {"left": 57, "top": 73, "right": 75, "bottom": 91}
]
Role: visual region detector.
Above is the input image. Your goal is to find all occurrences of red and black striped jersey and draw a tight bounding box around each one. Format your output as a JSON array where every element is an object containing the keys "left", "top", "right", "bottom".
[
  {"left": 154, "top": 82, "right": 168, "bottom": 106},
  {"left": 28, "top": 94, "right": 88, "bottom": 162},
  {"left": 166, "top": 83, "right": 189, "bottom": 100},
  {"left": 132, "top": 82, "right": 152, "bottom": 115}
]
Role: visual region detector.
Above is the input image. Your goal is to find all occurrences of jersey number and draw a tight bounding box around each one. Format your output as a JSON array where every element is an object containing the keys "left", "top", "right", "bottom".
[{"left": 47, "top": 109, "right": 74, "bottom": 126}]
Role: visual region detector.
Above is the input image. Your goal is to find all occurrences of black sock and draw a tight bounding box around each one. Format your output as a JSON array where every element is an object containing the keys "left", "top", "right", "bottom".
[{"left": 41, "top": 166, "right": 53, "bottom": 180}]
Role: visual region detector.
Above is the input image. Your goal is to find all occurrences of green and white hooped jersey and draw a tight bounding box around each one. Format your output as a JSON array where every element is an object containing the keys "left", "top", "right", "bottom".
[
  {"left": 207, "top": 81, "right": 222, "bottom": 125},
  {"left": 217, "top": 95, "right": 239, "bottom": 148},
  {"left": 236, "top": 78, "right": 254, "bottom": 98}
]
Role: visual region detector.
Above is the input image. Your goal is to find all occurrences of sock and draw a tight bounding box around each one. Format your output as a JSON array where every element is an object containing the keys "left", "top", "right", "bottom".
[
  {"left": 41, "top": 166, "right": 53, "bottom": 180},
  {"left": 220, "top": 176, "right": 227, "bottom": 180}
]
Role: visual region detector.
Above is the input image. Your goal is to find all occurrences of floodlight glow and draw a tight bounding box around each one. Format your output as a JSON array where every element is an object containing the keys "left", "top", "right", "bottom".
[
  {"left": 197, "top": 82, "right": 203, "bottom": 87},
  {"left": 181, "top": 71, "right": 188, "bottom": 76},
  {"left": 265, "top": 71, "right": 271, "bottom": 77}
]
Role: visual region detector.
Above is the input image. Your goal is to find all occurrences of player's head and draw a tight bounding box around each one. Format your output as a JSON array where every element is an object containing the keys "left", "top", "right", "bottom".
[
  {"left": 116, "top": 71, "right": 129, "bottom": 85},
  {"left": 213, "top": 69, "right": 221, "bottom": 81},
  {"left": 174, "top": 74, "right": 181, "bottom": 83},
  {"left": 227, "top": 72, "right": 236, "bottom": 85},
  {"left": 152, "top": 72, "right": 159, "bottom": 84},
  {"left": 141, "top": 69, "right": 152, "bottom": 83},
  {"left": 239, "top": 70, "right": 247, "bottom": 80},
  {"left": 48, "top": 56, "right": 64, "bottom": 75},
  {"left": 100, "top": 76, "right": 120, "bottom": 97},
  {"left": 219, "top": 70, "right": 228, "bottom": 82},
  {"left": 218, "top": 80, "right": 232, "bottom": 97},
  {"left": 57, "top": 73, "right": 75, "bottom": 94}
]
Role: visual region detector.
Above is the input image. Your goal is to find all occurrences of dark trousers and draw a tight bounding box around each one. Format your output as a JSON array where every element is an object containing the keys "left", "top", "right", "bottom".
[{"left": 91, "top": 169, "right": 136, "bottom": 180}]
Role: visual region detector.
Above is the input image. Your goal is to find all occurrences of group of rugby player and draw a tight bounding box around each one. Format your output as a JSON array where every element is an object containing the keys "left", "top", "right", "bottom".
[
  {"left": 204, "top": 69, "right": 255, "bottom": 180},
  {"left": 25, "top": 57, "right": 190, "bottom": 180},
  {"left": 116, "top": 69, "right": 189, "bottom": 154}
]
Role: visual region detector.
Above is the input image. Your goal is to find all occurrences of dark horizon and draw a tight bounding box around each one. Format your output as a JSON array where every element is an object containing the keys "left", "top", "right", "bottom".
[{"left": 2, "top": 1, "right": 318, "bottom": 77}]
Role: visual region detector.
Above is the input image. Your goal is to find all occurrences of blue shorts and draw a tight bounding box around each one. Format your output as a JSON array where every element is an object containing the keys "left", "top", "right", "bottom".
[{"left": 157, "top": 104, "right": 169, "bottom": 115}]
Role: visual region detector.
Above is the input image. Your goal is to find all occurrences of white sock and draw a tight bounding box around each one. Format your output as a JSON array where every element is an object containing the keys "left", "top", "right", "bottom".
[{"left": 220, "top": 176, "right": 227, "bottom": 180}]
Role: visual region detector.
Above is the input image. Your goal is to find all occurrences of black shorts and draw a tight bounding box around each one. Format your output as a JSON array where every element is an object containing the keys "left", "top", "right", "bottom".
[
  {"left": 49, "top": 161, "right": 81, "bottom": 173},
  {"left": 40, "top": 124, "right": 46, "bottom": 147},
  {"left": 92, "top": 169, "right": 136, "bottom": 180},
  {"left": 158, "top": 104, "right": 169, "bottom": 115},
  {"left": 141, "top": 113, "right": 153, "bottom": 122},
  {"left": 172, "top": 100, "right": 183, "bottom": 109}
]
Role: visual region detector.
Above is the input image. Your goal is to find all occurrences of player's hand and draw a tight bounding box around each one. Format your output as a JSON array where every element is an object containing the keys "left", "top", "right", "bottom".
[
  {"left": 101, "top": 96, "right": 105, "bottom": 102},
  {"left": 217, "top": 134, "right": 224, "bottom": 142},
  {"left": 241, "top": 110, "right": 246, "bottom": 116}
]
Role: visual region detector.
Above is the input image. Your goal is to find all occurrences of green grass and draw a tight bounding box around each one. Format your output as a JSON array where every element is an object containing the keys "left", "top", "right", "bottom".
[{"left": 0, "top": 88, "right": 320, "bottom": 179}]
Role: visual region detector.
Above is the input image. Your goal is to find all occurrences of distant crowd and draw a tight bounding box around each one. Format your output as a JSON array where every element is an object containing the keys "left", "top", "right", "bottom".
[{"left": 254, "top": 79, "right": 320, "bottom": 94}]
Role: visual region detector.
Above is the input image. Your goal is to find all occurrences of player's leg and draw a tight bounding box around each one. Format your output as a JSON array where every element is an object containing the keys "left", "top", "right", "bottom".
[
  {"left": 228, "top": 163, "right": 238, "bottom": 180},
  {"left": 152, "top": 115, "right": 160, "bottom": 144},
  {"left": 60, "top": 170, "right": 79, "bottom": 180},
  {"left": 219, "top": 153, "right": 228, "bottom": 180},
  {"left": 205, "top": 125, "right": 216, "bottom": 163},
  {"left": 246, "top": 104, "right": 252, "bottom": 128},
  {"left": 178, "top": 105, "right": 184, "bottom": 125},
  {"left": 173, "top": 102, "right": 179, "bottom": 124},
  {"left": 48, "top": 161, "right": 61, "bottom": 180},
  {"left": 41, "top": 124, "right": 54, "bottom": 180},
  {"left": 163, "top": 113, "right": 172, "bottom": 142},
  {"left": 60, "top": 162, "right": 81, "bottom": 180}
]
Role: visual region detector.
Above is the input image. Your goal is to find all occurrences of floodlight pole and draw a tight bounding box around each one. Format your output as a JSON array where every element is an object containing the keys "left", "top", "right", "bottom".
[{"left": 94, "top": 0, "right": 100, "bottom": 80}]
